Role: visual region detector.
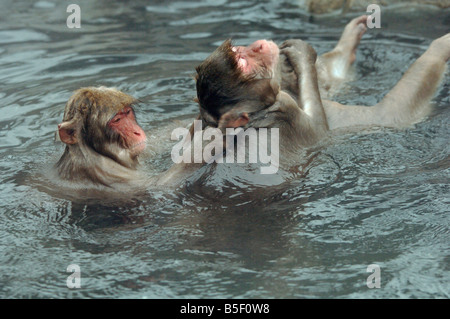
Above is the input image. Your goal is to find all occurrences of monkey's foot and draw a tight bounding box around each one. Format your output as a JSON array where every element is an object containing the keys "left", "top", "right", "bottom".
[
  {"left": 334, "top": 15, "right": 367, "bottom": 65},
  {"left": 427, "top": 33, "right": 450, "bottom": 62}
]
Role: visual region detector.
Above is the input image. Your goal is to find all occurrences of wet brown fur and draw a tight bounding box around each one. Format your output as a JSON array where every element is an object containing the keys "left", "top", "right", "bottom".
[{"left": 56, "top": 87, "right": 142, "bottom": 186}]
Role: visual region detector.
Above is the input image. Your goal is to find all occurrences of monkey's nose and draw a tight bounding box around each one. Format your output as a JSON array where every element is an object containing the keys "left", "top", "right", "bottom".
[{"left": 134, "top": 132, "right": 141, "bottom": 136}]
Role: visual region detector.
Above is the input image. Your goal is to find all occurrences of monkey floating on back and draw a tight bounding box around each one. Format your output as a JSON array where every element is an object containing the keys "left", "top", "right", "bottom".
[
  {"left": 158, "top": 17, "right": 450, "bottom": 186},
  {"left": 193, "top": 15, "right": 450, "bottom": 153}
]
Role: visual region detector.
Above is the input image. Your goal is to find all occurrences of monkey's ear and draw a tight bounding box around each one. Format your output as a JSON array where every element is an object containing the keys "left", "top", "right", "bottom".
[
  {"left": 219, "top": 111, "right": 249, "bottom": 129},
  {"left": 57, "top": 121, "right": 78, "bottom": 145}
]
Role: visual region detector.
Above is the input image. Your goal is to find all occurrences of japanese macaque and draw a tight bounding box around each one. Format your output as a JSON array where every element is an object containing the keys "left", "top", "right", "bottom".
[
  {"left": 156, "top": 16, "right": 449, "bottom": 185},
  {"left": 191, "top": 15, "right": 449, "bottom": 158},
  {"left": 55, "top": 87, "right": 147, "bottom": 187}
]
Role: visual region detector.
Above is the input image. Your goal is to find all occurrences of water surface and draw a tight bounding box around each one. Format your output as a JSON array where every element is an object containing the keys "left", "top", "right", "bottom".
[{"left": 0, "top": 0, "right": 449, "bottom": 298}]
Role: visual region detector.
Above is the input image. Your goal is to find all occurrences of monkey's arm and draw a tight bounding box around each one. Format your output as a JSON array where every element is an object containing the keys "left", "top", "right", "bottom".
[
  {"left": 280, "top": 41, "right": 329, "bottom": 133},
  {"left": 247, "top": 91, "right": 322, "bottom": 146}
]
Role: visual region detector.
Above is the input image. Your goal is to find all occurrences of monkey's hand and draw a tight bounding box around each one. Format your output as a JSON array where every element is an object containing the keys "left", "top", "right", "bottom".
[
  {"left": 281, "top": 46, "right": 317, "bottom": 79},
  {"left": 280, "top": 39, "right": 317, "bottom": 64}
]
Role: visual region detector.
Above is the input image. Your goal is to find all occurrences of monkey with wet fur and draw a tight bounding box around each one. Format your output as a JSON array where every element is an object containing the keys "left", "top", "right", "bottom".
[
  {"left": 55, "top": 87, "right": 147, "bottom": 187},
  {"left": 157, "top": 16, "right": 449, "bottom": 185},
  {"left": 193, "top": 16, "right": 450, "bottom": 156}
]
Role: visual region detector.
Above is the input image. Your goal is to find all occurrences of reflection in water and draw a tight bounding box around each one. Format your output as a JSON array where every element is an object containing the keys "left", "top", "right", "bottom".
[{"left": 0, "top": 0, "right": 448, "bottom": 298}]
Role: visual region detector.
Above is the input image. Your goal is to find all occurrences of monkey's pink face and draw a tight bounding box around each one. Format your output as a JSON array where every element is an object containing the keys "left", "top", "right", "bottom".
[
  {"left": 108, "top": 106, "right": 147, "bottom": 155},
  {"left": 232, "top": 40, "right": 279, "bottom": 76}
]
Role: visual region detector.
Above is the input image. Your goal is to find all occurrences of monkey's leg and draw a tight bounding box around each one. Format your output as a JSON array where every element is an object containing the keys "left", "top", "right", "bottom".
[
  {"left": 316, "top": 15, "right": 367, "bottom": 95},
  {"left": 323, "top": 33, "right": 450, "bottom": 130},
  {"left": 375, "top": 33, "right": 449, "bottom": 123}
]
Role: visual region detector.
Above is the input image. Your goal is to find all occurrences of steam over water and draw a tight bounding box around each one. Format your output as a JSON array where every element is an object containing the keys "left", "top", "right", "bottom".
[{"left": 0, "top": 0, "right": 448, "bottom": 298}]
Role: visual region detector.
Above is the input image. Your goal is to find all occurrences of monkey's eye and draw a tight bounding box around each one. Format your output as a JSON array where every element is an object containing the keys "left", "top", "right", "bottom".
[
  {"left": 112, "top": 117, "right": 121, "bottom": 123},
  {"left": 252, "top": 44, "right": 263, "bottom": 53},
  {"left": 122, "top": 107, "right": 133, "bottom": 116}
]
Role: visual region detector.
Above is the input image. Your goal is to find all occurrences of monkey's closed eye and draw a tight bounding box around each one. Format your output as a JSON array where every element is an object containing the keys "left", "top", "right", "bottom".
[{"left": 252, "top": 44, "right": 263, "bottom": 53}]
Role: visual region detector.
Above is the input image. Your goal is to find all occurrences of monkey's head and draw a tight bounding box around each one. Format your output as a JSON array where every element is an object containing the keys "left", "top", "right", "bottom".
[
  {"left": 57, "top": 87, "right": 147, "bottom": 168},
  {"left": 195, "top": 39, "right": 281, "bottom": 128}
]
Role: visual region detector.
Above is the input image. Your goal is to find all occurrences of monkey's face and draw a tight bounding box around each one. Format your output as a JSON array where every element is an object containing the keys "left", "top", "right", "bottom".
[
  {"left": 106, "top": 106, "right": 147, "bottom": 157},
  {"left": 76, "top": 103, "right": 146, "bottom": 169},
  {"left": 232, "top": 40, "right": 279, "bottom": 78},
  {"left": 195, "top": 40, "right": 279, "bottom": 124},
  {"left": 58, "top": 87, "right": 147, "bottom": 169}
]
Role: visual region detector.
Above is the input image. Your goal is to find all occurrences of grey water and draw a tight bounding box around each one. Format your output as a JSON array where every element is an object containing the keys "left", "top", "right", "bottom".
[{"left": 0, "top": 0, "right": 449, "bottom": 298}]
